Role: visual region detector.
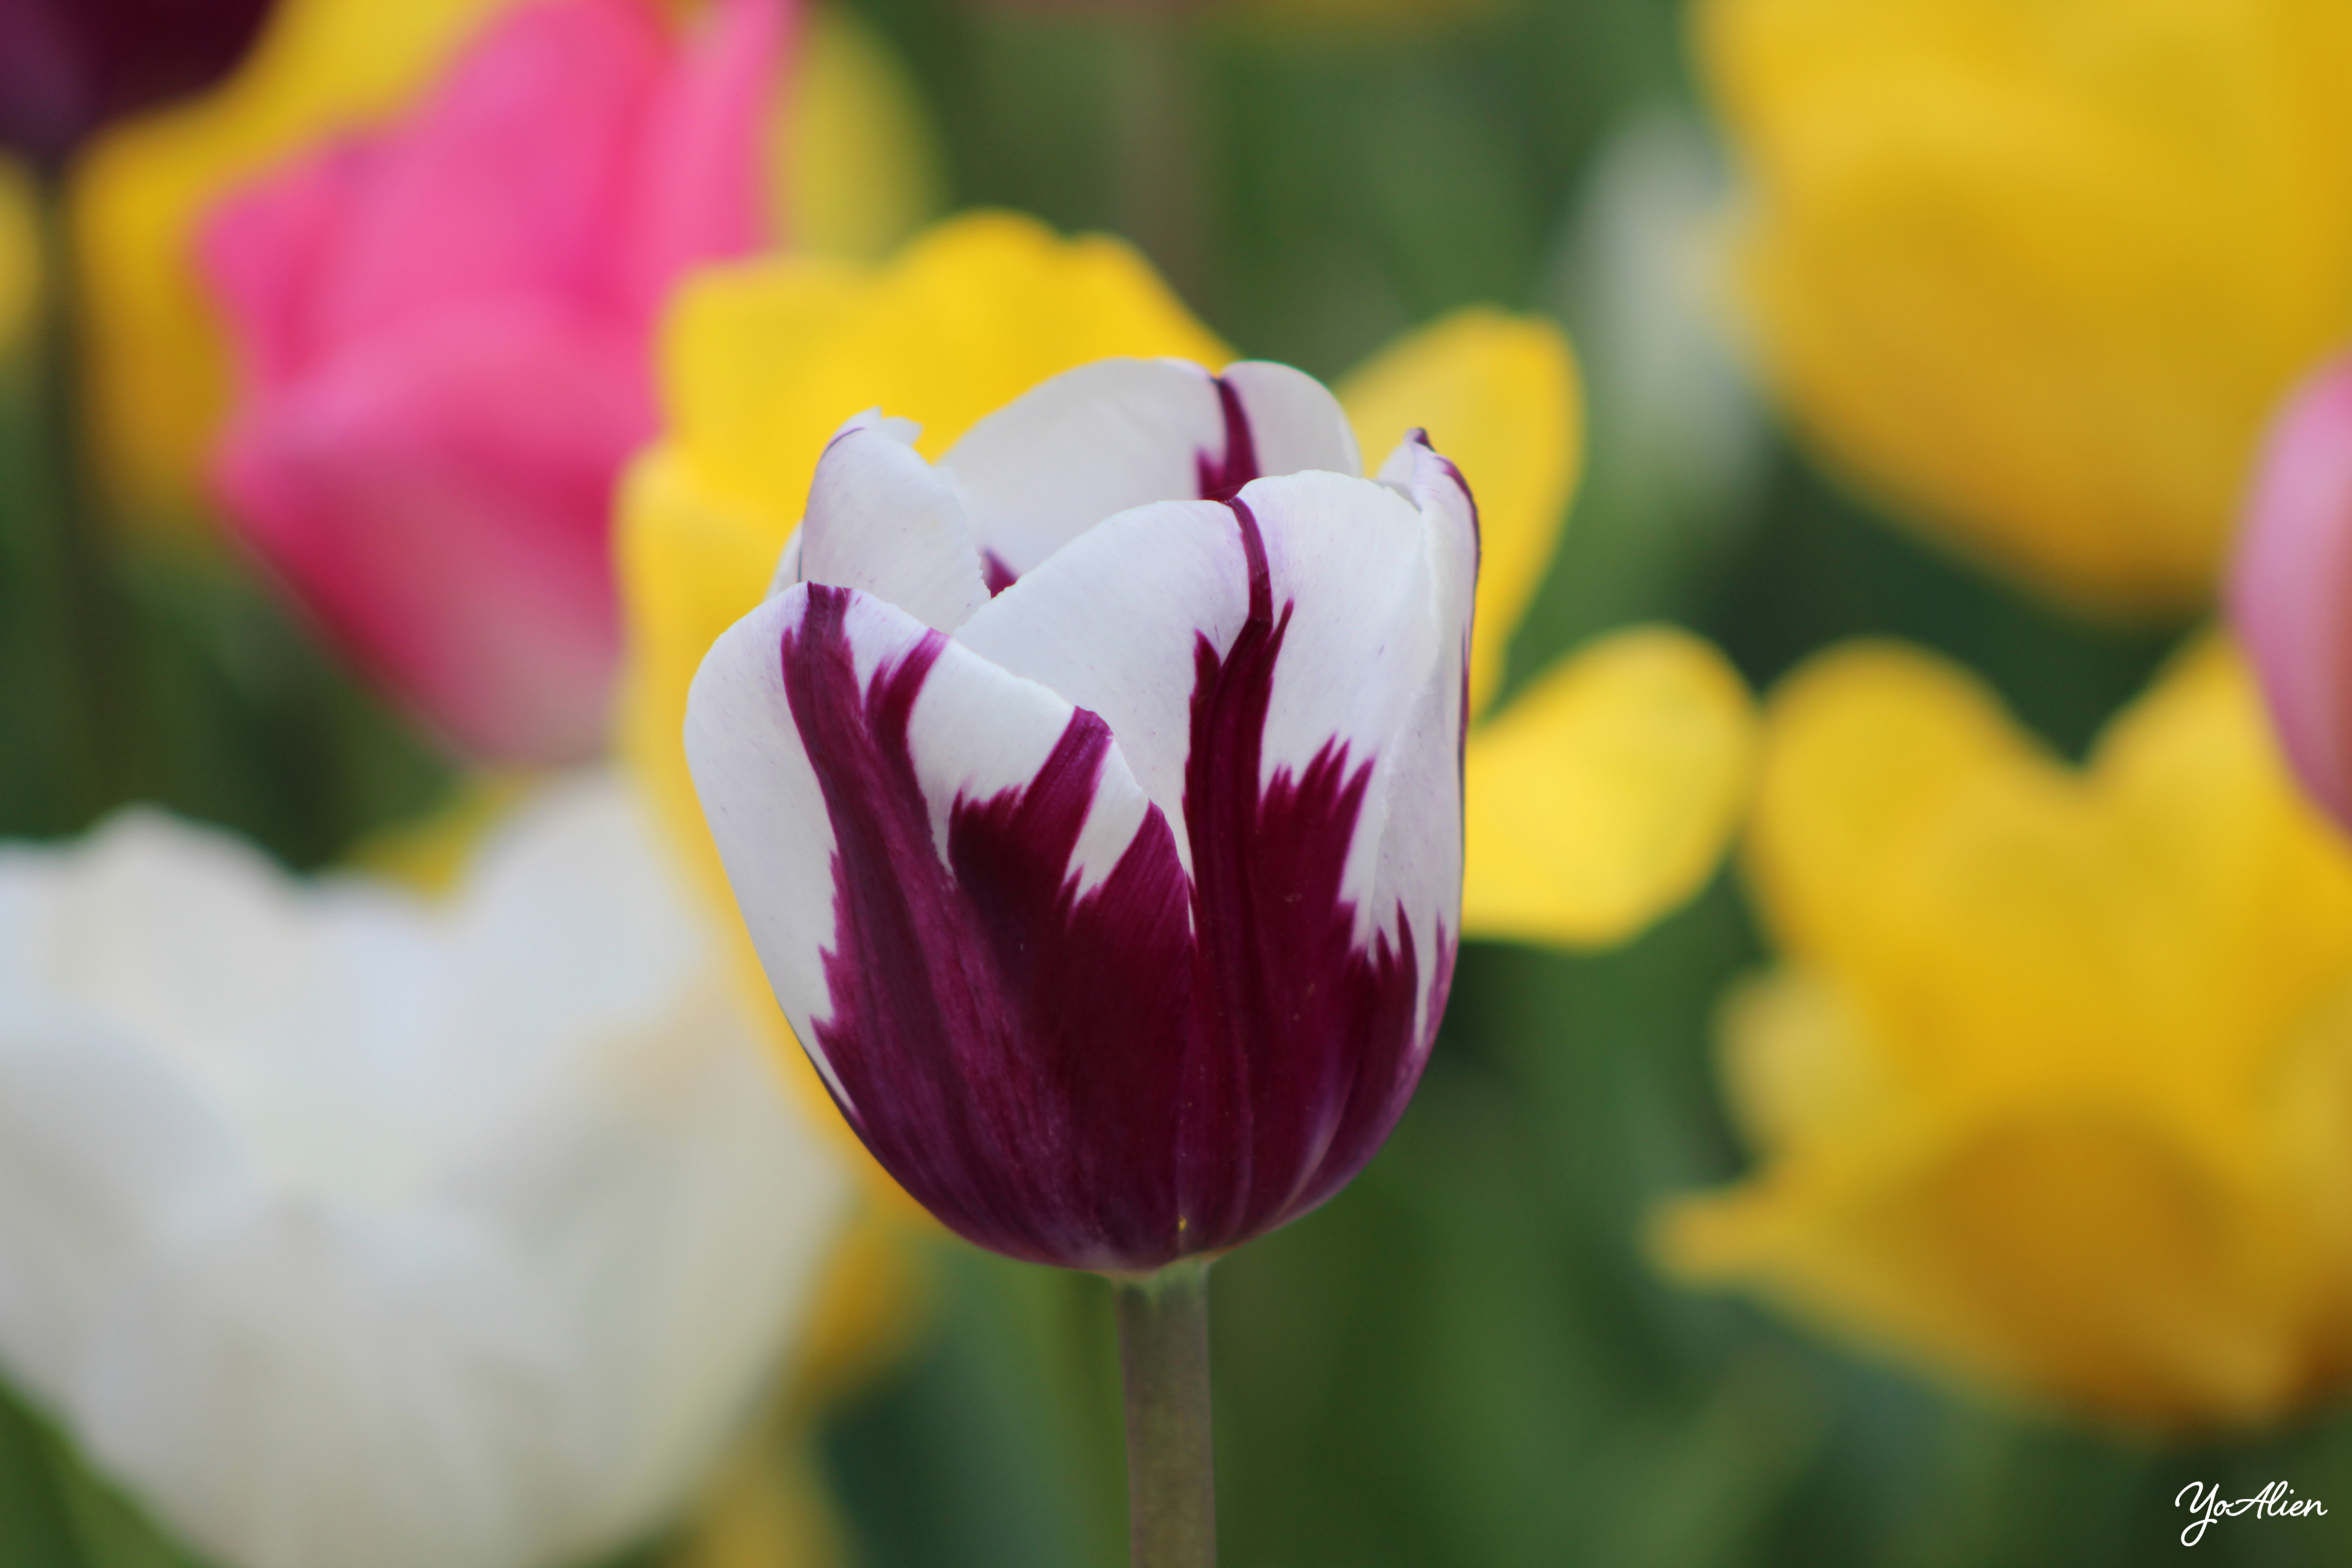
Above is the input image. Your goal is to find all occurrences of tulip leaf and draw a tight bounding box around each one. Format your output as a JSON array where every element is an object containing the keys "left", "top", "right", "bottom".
[
  {"left": 47, "top": 1460, "right": 215, "bottom": 1568},
  {"left": 0, "top": 1374, "right": 218, "bottom": 1568},
  {"left": 0, "top": 1375, "right": 81, "bottom": 1568}
]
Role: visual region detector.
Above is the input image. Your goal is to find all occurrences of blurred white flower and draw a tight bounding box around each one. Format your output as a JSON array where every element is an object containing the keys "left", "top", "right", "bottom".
[{"left": 0, "top": 773, "right": 848, "bottom": 1568}]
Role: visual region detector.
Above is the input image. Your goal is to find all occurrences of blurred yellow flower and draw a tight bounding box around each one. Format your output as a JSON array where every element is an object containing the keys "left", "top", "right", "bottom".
[
  {"left": 0, "top": 157, "right": 35, "bottom": 358},
  {"left": 1698, "top": 0, "right": 2352, "bottom": 614},
  {"left": 68, "top": 0, "right": 938, "bottom": 532},
  {"left": 618, "top": 209, "right": 1755, "bottom": 1175},
  {"left": 1660, "top": 636, "right": 2352, "bottom": 1429}
]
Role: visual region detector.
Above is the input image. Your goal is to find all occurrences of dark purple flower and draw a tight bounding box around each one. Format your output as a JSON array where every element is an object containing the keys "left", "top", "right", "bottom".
[
  {"left": 0, "top": 0, "right": 276, "bottom": 168},
  {"left": 685, "top": 359, "right": 1477, "bottom": 1272}
]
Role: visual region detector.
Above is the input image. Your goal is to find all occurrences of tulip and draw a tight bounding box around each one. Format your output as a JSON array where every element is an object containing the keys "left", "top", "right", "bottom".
[
  {"left": 2229, "top": 353, "right": 2352, "bottom": 833},
  {"left": 200, "top": 0, "right": 787, "bottom": 765},
  {"left": 689, "top": 363, "right": 1475, "bottom": 1272},
  {"left": 0, "top": 775, "right": 848, "bottom": 1568},
  {"left": 69, "top": 0, "right": 939, "bottom": 538},
  {"left": 1659, "top": 637, "right": 2352, "bottom": 1430},
  {"left": 618, "top": 213, "right": 1755, "bottom": 1197},
  {"left": 1696, "top": 0, "right": 2352, "bottom": 612},
  {"left": 0, "top": 0, "right": 274, "bottom": 168},
  {"left": 683, "top": 359, "right": 1474, "bottom": 1564}
]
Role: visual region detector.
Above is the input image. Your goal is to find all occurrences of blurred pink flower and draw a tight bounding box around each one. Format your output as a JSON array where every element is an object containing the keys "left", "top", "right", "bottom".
[
  {"left": 2230, "top": 354, "right": 2352, "bottom": 832},
  {"left": 202, "top": 0, "right": 789, "bottom": 765}
]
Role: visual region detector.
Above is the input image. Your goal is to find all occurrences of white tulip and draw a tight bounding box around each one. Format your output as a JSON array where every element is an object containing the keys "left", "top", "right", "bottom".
[{"left": 0, "top": 773, "right": 847, "bottom": 1568}]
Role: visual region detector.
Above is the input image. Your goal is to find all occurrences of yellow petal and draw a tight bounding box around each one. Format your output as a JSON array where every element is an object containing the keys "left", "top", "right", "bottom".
[
  {"left": 1664, "top": 635, "right": 2352, "bottom": 1430},
  {"left": 1460, "top": 625, "right": 1756, "bottom": 948},
  {"left": 1698, "top": 0, "right": 2352, "bottom": 611},
  {"left": 1339, "top": 308, "right": 1581, "bottom": 717},
  {"left": 1747, "top": 639, "right": 2352, "bottom": 1103},
  {"left": 661, "top": 210, "right": 1231, "bottom": 530},
  {"left": 618, "top": 212, "right": 1229, "bottom": 1184},
  {"left": 776, "top": 6, "right": 944, "bottom": 263},
  {"left": 1741, "top": 639, "right": 2035, "bottom": 970},
  {"left": 1658, "top": 1088, "right": 2346, "bottom": 1430},
  {"left": 68, "top": 0, "right": 515, "bottom": 532},
  {"left": 1710, "top": 965, "right": 1897, "bottom": 1159}
]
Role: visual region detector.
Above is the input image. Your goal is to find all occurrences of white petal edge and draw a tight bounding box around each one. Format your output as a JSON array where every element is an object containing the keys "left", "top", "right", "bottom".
[
  {"left": 1220, "top": 359, "right": 1362, "bottom": 481},
  {"left": 799, "top": 422, "right": 989, "bottom": 632},
  {"left": 938, "top": 358, "right": 1234, "bottom": 576}
]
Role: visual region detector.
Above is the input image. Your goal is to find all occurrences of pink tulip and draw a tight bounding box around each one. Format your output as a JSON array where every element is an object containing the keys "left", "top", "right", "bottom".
[
  {"left": 202, "top": 0, "right": 788, "bottom": 765},
  {"left": 2230, "top": 353, "right": 2352, "bottom": 833}
]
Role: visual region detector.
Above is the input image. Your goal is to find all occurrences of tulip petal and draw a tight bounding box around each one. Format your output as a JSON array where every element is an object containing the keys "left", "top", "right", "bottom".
[
  {"left": 616, "top": 0, "right": 785, "bottom": 322},
  {"left": 1215, "top": 360, "right": 1363, "bottom": 483},
  {"left": 952, "top": 496, "right": 1250, "bottom": 861},
  {"left": 300, "top": 0, "right": 673, "bottom": 350},
  {"left": 687, "top": 582, "right": 1193, "bottom": 1267},
  {"left": 1461, "top": 626, "right": 1758, "bottom": 948},
  {"left": 938, "top": 357, "right": 1356, "bottom": 577},
  {"left": 1340, "top": 309, "right": 1581, "bottom": 717},
  {"left": 2229, "top": 355, "right": 2352, "bottom": 831},
  {"left": 798, "top": 422, "right": 989, "bottom": 633},
  {"left": 199, "top": 139, "right": 371, "bottom": 394},
  {"left": 657, "top": 215, "right": 1232, "bottom": 540},
  {"left": 212, "top": 302, "right": 643, "bottom": 763},
  {"left": 0, "top": 781, "right": 848, "bottom": 1568},
  {"left": 956, "top": 464, "right": 1464, "bottom": 913},
  {"left": 0, "top": 1010, "right": 245, "bottom": 1413},
  {"left": 952, "top": 465, "right": 1469, "bottom": 1230}
]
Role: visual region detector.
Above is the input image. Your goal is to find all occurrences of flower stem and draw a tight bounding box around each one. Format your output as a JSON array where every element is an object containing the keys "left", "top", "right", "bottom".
[
  {"left": 18, "top": 169, "right": 120, "bottom": 827},
  {"left": 1105, "top": 11, "right": 1206, "bottom": 312},
  {"left": 1114, "top": 1258, "right": 1216, "bottom": 1568}
]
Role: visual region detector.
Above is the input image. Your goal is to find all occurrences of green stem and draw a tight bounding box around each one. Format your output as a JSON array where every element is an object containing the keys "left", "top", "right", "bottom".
[
  {"left": 22, "top": 169, "right": 120, "bottom": 826},
  {"left": 1114, "top": 1258, "right": 1216, "bottom": 1568},
  {"left": 1105, "top": 11, "right": 1207, "bottom": 312}
]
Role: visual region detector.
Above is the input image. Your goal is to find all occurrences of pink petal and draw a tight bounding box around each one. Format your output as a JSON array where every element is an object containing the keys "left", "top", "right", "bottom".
[
  {"left": 306, "top": 0, "right": 674, "bottom": 352},
  {"left": 2229, "top": 353, "right": 2352, "bottom": 830},
  {"left": 200, "top": 141, "right": 378, "bottom": 395},
  {"left": 211, "top": 303, "right": 650, "bottom": 765},
  {"left": 615, "top": 0, "right": 791, "bottom": 322}
]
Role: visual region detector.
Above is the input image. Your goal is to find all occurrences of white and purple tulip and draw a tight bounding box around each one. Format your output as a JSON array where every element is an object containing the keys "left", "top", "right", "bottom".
[{"left": 685, "top": 358, "right": 1478, "bottom": 1273}]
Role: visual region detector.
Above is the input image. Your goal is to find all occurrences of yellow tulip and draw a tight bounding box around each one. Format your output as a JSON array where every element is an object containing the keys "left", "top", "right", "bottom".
[
  {"left": 1697, "top": 0, "right": 2352, "bottom": 613},
  {"left": 68, "top": 0, "right": 938, "bottom": 533},
  {"left": 1660, "top": 635, "right": 2352, "bottom": 1429},
  {"left": 0, "top": 157, "right": 36, "bottom": 359},
  {"left": 618, "top": 208, "right": 1756, "bottom": 1182}
]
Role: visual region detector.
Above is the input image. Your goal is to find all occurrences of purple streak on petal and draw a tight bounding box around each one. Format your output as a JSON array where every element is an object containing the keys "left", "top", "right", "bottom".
[
  {"left": 1194, "top": 375, "right": 1261, "bottom": 502},
  {"left": 1172, "top": 497, "right": 1445, "bottom": 1250},
  {"left": 981, "top": 549, "right": 1019, "bottom": 596},
  {"left": 780, "top": 585, "right": 1198, "bottom": 1269}
]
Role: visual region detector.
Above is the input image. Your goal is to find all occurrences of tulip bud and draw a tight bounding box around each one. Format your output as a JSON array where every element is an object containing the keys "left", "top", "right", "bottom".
[
  {"left": 2229, "top": 353, "right": 2352, "bottom": 832},
  {"left": 0, "top": 0, "right": 274, "bottom": 168},
  {"left": 201, "top": 0, "right": 786, "bottom": 765},
  {"left": 686, "top": 358, "right": 1477, "bottom": 1272}
]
